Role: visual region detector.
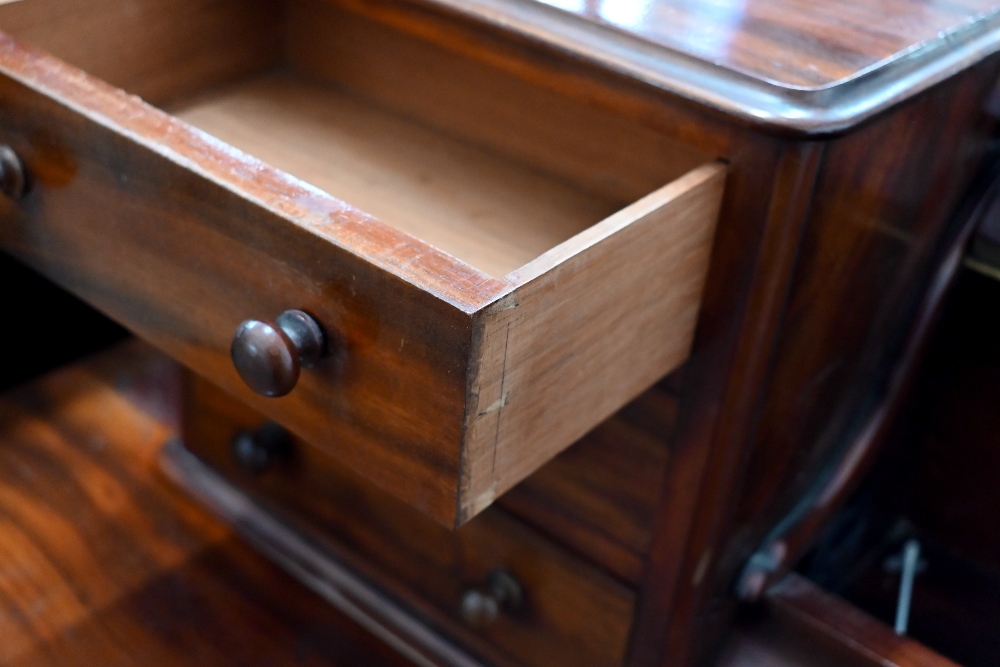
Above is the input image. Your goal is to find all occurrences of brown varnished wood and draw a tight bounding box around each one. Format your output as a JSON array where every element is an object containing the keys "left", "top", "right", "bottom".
[
  {"left": 0, "top": 36, "right": 482, "bottom": 525},
  {"left": 523, "top": 0, "right": 1000, "bottom": 90},
  {"left": 713, "top": 611, "right": 866, "bottom": 667},
  {"left": 181, "top": 372, "right": 636, "bottom": 667},
  {"left": 3, "top": 1, "right": 997, "bottom": 666},
  {"left": 0, "top": 341, "right": 413, "bottom": 667},
  {"left": 767, "top": 574, "right": 960, "bottom": 667},
  {"left": 737, "top": 61, "right": 1000, "bottom": 559},
  {"left": 497, "top": 387, "right": 676, "bottom": 585},
  {"left": 0, "top": 0, "right": 722, "bottom": 526},
  {"left": 628, "top": 140, "right": 819, "bottom": 667},
  {"left": 736, "top": 155, "right": 1000, "bottom": 601},
  {"left": 0, "top": 0, "right": 282, "bottom": 106},
  {"left": 656, "top": 59, "right": 1000, "bottom": 667}
]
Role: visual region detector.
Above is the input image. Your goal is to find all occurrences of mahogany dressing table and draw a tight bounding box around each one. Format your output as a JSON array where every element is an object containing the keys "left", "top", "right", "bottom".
[{"left": 1, "top": 1, "right": 1000, "bottom": 665}]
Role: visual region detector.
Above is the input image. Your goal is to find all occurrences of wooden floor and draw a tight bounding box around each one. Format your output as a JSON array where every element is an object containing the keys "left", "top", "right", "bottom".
[
  {"left": 0, "top": 341, "right": 410, "bottom": 667},
  {"left": 0, "top": 340, "right": 858, "bottom": 667}
]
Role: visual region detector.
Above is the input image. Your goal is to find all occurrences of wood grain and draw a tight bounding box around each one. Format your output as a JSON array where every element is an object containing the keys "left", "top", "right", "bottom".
[
  {"left": 517, "top": 0, "right": 1000, "bottom": 90},
  {"left": 643, "top": 57, "right": 1000, "bottom": 667},
  {"left": 0, "top": 38, "right": 485, "bottom": 525},
  {"left": 714, "top": 612, "right": 866, "bottom": 667},
  {"left": 461, "top": 163, "right": 724, "bottom": 520},
  {"left": 768, "top": 574, "right": 960, "bottom": 667},
  {"left": 0, "top": 0, "right": 281, "bottom": 106},
  {"left": 0, "top": 1, "right": 721, "bottom": 526},
  {"left": 0, "top": 341, "right": 413, "bottom": 667},
  {"left": 172, "top": 72, "right": 619, "bottom": 278},
  {"left": 181, "top": 372, "right": 637, "bottom": 667},
  {"left": 285, "top": 0, "right": 709, "bottom": 204},
  {"left": 497, "top": 386, "right": 676, "bottom": 584}
]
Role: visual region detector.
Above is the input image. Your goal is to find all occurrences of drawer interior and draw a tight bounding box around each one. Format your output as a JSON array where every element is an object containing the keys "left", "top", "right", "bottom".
[{"left": 0, "top": 0, "right": 710, "bottom": 278}]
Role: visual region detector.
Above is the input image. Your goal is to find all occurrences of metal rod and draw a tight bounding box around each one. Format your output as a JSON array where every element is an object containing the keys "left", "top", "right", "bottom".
[{"left": 894, "top": 539, "right": 921, "bottom": 635}]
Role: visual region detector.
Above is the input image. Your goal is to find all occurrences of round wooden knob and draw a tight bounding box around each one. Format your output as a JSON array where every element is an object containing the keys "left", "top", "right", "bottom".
[
  {"left": 231, "top": 310, "right": 324, "bottom": 397},
  {"left": 231, "top": 421, "right": 292, "bottom": 473},
  {"left": 0, "top": 145, "right": 26, "bottom": 200},
  {"left": 459, "top": 569, "right": 524, "bottom": 627}
]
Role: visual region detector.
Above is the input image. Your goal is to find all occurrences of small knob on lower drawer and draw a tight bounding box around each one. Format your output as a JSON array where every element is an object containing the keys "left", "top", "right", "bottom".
[
  {"left": 231, "top": 309, "right": 325, "bottom": 397},
  {"left": 459, "top": 569, "right": 524, "bottom": 627},
  {"left": 0, "top": 145, "right": 27, "bottom": 200},
  {"left": 232, "top": 421, "right": 292, "bottom": 474}
]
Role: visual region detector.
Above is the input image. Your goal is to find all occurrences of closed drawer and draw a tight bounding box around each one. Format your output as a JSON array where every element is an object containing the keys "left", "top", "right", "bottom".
[
  {"left": 180, "top": 371, "right": 637, "bottom": 667},
  {"left": 0, "top": 0, "right": 723, "bottom": 526}
]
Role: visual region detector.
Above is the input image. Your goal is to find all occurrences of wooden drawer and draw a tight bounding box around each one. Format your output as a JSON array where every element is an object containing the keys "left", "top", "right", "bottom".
[
  {"left": 178, "top": 371, "right": 638, "bottom": 667},
  {"left": 0, "top": 0, "right": 723, "bottom": 526}
]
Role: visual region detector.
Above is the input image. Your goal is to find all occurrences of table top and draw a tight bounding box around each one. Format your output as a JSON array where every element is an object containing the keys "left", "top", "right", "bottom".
[{"left": 432, "top": 0, "right": 1000, "bottom": 132}]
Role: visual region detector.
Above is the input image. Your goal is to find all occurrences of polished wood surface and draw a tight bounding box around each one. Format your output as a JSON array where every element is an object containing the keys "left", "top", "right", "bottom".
[
  {"left": 735, "top": 159, "right": 1000, "bottom": 601},
  {"left": 0, "top": 0, "right": 280, "bottom": 106},
  {"left": 768, "top": 575, "right": 960, "bottom": 667},
  {"left": 654, "top": 58, "right": 1000, "bottom": 667},
  {"left": 715, "top": 612, "right": 863, "bottom": 667},
  {"left": 0, "top": 0, "right": 721, "bottom": 527},
  {"left": 529, "top": 0, "right": 1000, "bottom": 89},
  {"left": 182, "top": 373, "right": 637, "bottom": 667},
  {"left": 497, "top": 385, "right": 676, "bottom": 585},
  {"left": 2, "top": 0, "right": 998, "bottom": 666},
  {"left": 0, "top": 341, "right": 412, "bottom": 667}
]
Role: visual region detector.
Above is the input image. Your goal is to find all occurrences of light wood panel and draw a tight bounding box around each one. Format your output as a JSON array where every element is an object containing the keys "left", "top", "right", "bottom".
[
  {"left": 0, "top": 0, "right": 280, "bottom": 105},
  {"left": 286, "top": 0, "right": 709, "bottom": 204},
  {"left": 173, "top": 72, "right": 620, "bottom": 278},
  {"left": 460, "top": 163, "right": 725, "bottom": 520},
  {"left": 181, "top": 372, "right": 637, "bottom": 667}
]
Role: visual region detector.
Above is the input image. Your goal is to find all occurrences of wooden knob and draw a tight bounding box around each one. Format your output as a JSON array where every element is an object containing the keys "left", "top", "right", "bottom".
[
  {"left": 459, "top": 569, "right": 524, "bottom": 627},
  {"left": 0, "top": 145, "right": 26, "bottom": 200},
  {"left": 231, "top": 309, "right": 324, "bottom": 397},
  {"left": 231, "top": 421, "right": 292, "bottom": 473}
]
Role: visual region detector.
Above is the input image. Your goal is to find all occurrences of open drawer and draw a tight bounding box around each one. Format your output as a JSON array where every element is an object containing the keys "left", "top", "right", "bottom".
[{"left": 0, "top": 0, "right": 724, "bottom": 526}]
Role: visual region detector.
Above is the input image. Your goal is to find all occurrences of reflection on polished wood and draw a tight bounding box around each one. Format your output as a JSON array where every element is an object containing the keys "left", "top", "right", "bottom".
[
  {"left": 529, "top": 0, "right": 1000, "bottom": 88},
  {"left": 0, "top": 341, "right": 410, "bottom": 667}
]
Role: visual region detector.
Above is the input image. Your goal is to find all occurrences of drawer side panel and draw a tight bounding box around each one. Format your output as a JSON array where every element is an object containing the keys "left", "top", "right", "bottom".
[{"left": 462, "top": 163, "right": 725, "bottom": 522}]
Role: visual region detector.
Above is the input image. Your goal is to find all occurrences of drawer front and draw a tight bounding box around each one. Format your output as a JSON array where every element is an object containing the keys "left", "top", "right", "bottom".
[
  {"left": 0, "top": 6, "right": 723, "bottom": 526},
  {"left": 0, "top": 43, "right": 478, "bottom": 527},
  {"left": 181, "top": 372, "right": 637, "bottom": 667}
]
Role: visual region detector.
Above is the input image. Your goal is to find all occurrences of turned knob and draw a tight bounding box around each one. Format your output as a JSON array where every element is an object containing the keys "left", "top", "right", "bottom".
[
  {"left": 459, "top": 569, "right": 524, "bottom": 627},
  {"left": 0, "top": 145, "right": 26, "bottom": 200},
  {"left": 231, "top": 421, "right": 292, "bottom": 474},
  {"left": 231, "top": 309, "right": 325, "bottom": 397}
]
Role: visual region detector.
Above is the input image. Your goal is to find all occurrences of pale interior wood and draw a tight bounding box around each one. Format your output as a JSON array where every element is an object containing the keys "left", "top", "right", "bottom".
[
  {"left": 173, "top": 72, "right": 624, "bottom": 277},
  {"left": 461, "top": 163, "right": 726, "bottom": 520},
  {"left": 0, "top": 0, "right": 711, "bottom": 278},
  {"left": 284, "top": 0, "right": 709, "bottom": 204}
]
